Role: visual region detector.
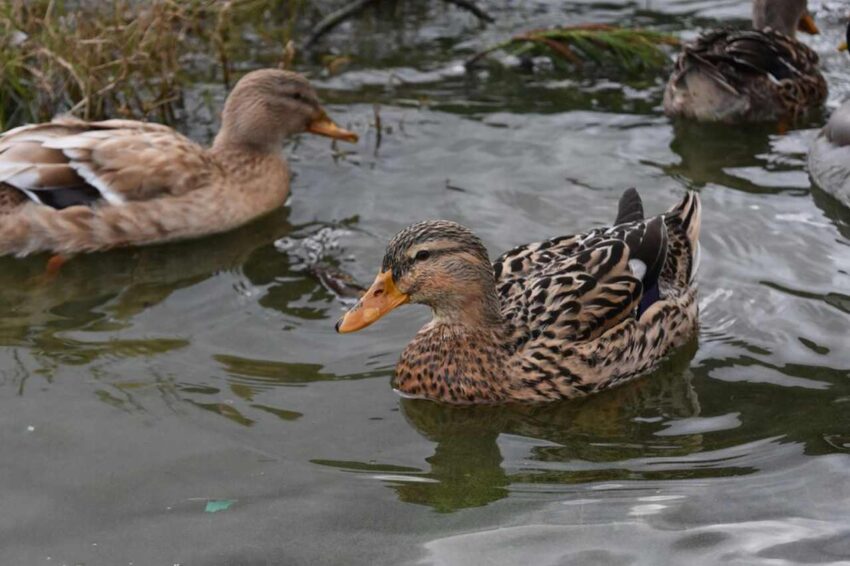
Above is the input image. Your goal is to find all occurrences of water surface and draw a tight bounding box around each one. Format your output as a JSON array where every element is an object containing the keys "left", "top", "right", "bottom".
[{"left": 2, "top": 1, "right": 850, "bottom": 564}]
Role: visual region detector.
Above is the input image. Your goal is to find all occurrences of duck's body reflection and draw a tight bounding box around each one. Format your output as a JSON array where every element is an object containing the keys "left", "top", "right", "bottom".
[{"left": 384, "top": 339, "right": 700, "bottom": 511}]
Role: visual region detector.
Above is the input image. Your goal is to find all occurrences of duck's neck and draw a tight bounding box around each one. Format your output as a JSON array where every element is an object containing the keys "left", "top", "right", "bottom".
[
  {"left": 752, "top": 0, "right": 800, "bottom": 36},
  {"left": 394, "top": 285, "right": 515, "bottom": 403},
  {"left": 212, "top": 115, "right": 285, "bottom": 154},
  {"left": 430, "top": 284, "right": 504, "bottom": 329}
]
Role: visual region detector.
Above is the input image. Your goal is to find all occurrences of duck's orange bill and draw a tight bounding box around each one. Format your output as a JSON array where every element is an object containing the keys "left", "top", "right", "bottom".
[
  {"left": 798, "top": 12, "right": 819, "bottom": 35},
  {"left": 335, "top": 270, "right": 408, "bottom": 333},
  {"left": 308, "top": 111, "right": 358, "bottom": 143}
]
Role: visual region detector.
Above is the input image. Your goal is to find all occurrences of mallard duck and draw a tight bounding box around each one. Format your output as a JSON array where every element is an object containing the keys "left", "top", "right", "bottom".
[
  {"left": 664, "top": 0, "right": 827, "bottom": 123},
  {"left": 0, "top": 69, "right": 357, "bottom": 256},
  {"left": 336, "top": 189, "right": 702, "bottom": 404},
  {"left": 808, "top": 23, "right": 850, "bottom": 208}
]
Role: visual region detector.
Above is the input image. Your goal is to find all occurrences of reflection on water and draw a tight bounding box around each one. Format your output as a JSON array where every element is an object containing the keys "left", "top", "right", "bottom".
[
  {"left": 1, "top": 1, "right": 850, "bottom": 564},
  {"left": 317, "top": 340, "right": 703, "bottom": 512}
]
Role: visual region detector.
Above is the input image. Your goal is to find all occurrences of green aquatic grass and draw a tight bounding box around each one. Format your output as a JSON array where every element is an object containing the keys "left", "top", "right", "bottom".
[
  {"left": 469, "top": 24, "right": 680, "bottom": 73},
  {"left": 0, "top": 0, "right": 305, "bottom": 129}
]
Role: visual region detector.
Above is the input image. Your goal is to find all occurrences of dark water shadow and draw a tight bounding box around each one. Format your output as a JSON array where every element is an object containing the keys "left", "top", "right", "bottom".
[{"left": 660, "top": 120, "right": 822, "bottom": 194}]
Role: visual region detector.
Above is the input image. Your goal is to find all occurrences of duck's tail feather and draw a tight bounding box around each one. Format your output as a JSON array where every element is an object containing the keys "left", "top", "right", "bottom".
[
  {"left": 615, "top": 187, "right": 644, "bottom": 225},
  {"left": 664, "top": 191, "right": 702, "bottom": 287}
]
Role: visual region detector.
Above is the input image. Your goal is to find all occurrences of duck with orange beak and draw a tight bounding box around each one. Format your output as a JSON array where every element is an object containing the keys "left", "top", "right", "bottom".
[
  {"left": 664, "top": 0, "right": 827, "bottom": 123},
  {"left": 338, "top": 189, "right": 702, "bottom": 404},
  {"left": 0, "top": 69, "right": 358, "bottom": 256}
]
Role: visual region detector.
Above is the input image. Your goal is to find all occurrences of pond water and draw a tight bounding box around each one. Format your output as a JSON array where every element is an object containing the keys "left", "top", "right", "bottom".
[{"left": 2, "top": 1, "right": 850, "bottom": 564}]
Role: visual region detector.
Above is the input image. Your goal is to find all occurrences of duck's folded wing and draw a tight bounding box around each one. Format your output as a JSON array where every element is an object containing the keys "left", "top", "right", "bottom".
[
  {"left": 501, "top": 217, "right": 667, "bottom": 347},
  {"left": 674, "top": 29, "right": 819, "bottom": 91},
  {"left": 0, "top": 117, "right": 211, "bottom": 209}
]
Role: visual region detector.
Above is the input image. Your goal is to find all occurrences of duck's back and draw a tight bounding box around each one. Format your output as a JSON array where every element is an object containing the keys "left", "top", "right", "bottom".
[
  {"left": 493, "top": 190, "right": 701, "bottom": 399},
  {"left": 664, "top": 28, "right": 825, "bottom": 123}
]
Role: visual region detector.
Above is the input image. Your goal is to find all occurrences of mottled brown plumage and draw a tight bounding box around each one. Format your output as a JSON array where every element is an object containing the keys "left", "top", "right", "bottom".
[
  {"left": 664, "top": 0, "right": 827, "bottom": 123},
  {"left": 0, "top": 69, "right": 357, "bottom": 256},
  {"left": 337, "top": 190, "right": 702, "bottom": 404}
]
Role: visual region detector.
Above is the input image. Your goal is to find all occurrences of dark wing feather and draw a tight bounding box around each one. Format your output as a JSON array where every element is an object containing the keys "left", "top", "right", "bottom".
[
  {"left": 615, "top": 187, "right": 644, "bottom": 225},
  {"left": 675, "top": 28, "right": 818, "bottom": 86}
]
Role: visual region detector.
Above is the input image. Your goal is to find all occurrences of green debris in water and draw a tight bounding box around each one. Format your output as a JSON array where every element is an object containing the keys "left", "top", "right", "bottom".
[
  {"left": 204, "top": 499, "right": 235, "bottom": 513},
  {"left": 468, "top": 24, "right": 680, "bottom": 73}
]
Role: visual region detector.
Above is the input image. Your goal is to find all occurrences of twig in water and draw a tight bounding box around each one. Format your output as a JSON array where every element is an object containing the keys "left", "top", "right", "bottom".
[
  {"left": 443, "top": 0, "right": 494, "bottom": 23},
  {"left": 373, "top": 103, "right": 382, "bottom": 155},
  {"left": 304, "top": 0, "right": 379, "bottom": 48},
  {"left": 305, "top": 0, "right": 494, "bottom": 49},
  {"left": 445, "top": 179, "right": 467, "bottom": 192}
]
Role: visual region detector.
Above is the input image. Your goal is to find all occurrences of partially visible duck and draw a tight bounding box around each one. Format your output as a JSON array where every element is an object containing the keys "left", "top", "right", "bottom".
[
  {"left": 336, "top": 189, "right": 702, "bottom": 404},
  {"left": 808, "top": 22, "right": 850, "bottom": 208},
  {"left": 664, "top": 0, "right": 827, "bottom": 123},
  {"left": 0, "top": 69, "right": 358, "bottom": 256}
]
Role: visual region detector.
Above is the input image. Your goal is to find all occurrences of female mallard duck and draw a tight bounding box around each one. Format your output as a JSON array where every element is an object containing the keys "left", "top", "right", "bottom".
[
  {"left": 336, "top": 189, "right": 701, "bottom": 404},
  {"left": 0, "top": 69, "right": 357, "bottom": 256},
  {"left": 664, "top": 0, "right": 826, "bottom": 123},
  {"left": 808, "top": 24, "right": 850, "bottom": 208}
]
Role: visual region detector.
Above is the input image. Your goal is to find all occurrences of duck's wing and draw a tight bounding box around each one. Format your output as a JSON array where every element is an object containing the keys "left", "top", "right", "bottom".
[
  {"left": 672, "top": 29, "right": 820, "bottom": 92},
  {"left": 665, "top": 28, "right": 826, "bottom": 121},
  {"left": 0, "top": 117, "right": 212, "bottom": 210},
  {"left": 495, "top": 208, "right": 668, "bottom": 347}
]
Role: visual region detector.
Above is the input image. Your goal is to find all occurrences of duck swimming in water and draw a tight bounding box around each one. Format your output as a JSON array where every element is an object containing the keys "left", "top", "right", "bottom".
[
  {"left": 336, "top": 189, "right": 702, "bottom": 404},
  {"left": 0, "top": 69, "right": 358, "bottom": 256},
  {"left": 664, "top": 0, "right": 826, "bottom": 123}
]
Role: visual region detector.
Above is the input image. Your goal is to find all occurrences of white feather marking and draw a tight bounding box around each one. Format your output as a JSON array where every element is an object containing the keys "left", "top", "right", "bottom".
[
  {"left": 0, "top": 163, "right": 32, "bottom": 182},
  {"left": 61, "top": 148, "right": 88, "bottom": 160},
  {"left": 66, "top": 161, "right": 125, "bottom": 205},
  {"left": 18, "top": 188, "right": 44, "bottom": 205},
  {"left": 4, "top": 168, "right": 41, "bottom": 190},
  {"left": 628, "top": 259, "right": 647, "bottom": 281}
]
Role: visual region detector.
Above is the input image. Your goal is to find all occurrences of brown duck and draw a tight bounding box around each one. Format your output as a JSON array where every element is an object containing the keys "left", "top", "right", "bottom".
[
  {"left": 0, "top": 69, "right": 357, "bottom": 256},
  {"left": 337, "top": 189, "right": 702, "bottom": 404},
  {"left": 664, "top": 0, "right": 826, "bottom": 123}
]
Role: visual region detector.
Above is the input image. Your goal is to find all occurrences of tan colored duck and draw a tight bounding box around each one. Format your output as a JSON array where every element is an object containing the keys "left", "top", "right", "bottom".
[
  {"left": 664, "top": 0, "right": 827, "bottom": 123},
  {"left": 0, "top": 69, "right": 357, "bottom": 256},
  {"left": 336, "top": 189, "right": 702, "bottom": 404}
]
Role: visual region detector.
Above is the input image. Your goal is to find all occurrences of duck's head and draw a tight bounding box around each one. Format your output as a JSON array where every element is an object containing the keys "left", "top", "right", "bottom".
[
  {"left": 752, "top": 0, "right": 819, "bottom": 37},
  {"left": 336, "top": 220, "right": 502, "bottom": 333},
  {"left": 214, "top": 68, "right": 357, "bottom": 151}
]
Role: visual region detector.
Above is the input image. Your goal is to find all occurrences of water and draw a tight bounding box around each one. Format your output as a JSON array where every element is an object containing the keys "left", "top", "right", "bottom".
[{"left": 2, "top": 1, "right": 850, "bottom": 564}]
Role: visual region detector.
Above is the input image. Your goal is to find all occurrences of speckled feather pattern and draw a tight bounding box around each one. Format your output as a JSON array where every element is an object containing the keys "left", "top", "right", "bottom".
[
  {"left": 392, "top": 192, "right": 701, "bottom": 404},
  {"left": 664, "top": 28, "right": 827, "bottom": 123}
]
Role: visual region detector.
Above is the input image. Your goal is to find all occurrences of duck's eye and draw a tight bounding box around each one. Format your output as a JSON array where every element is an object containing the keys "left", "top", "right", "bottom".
[
  {"left": 414, "top": 250, "right": 431, "bottom": 262},
  {"left": 291, "top": 92, "right": 303, "bottom": 101}
]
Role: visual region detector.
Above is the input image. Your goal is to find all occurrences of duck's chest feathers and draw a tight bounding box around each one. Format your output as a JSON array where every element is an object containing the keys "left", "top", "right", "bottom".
[{"left": 393, "top": 323, "right": 513, "bottom": 404}]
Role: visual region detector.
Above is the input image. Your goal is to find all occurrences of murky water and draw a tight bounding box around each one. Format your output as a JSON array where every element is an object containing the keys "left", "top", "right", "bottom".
[{"left": 2, "top": 1, "right": 850, "bottom": 564}]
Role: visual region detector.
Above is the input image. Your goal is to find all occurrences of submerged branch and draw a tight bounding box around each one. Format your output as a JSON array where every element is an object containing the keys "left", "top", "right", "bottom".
[{"left": 305, "top": 0, "right": 494, "bottom": 49}]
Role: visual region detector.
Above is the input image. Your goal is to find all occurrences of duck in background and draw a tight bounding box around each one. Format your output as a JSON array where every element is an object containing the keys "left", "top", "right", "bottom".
[
  {"left": 336, "top": 189, "right": 701, "bottom": 404},
  {"left": 664, "top": 0, "right": 826, "bottom": 123},
  {"left": 808, "top": 21, "right": 850, "bottom": 208},
  {"left": 0, "top": 69, "right": 358, "bottom": 257}
]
